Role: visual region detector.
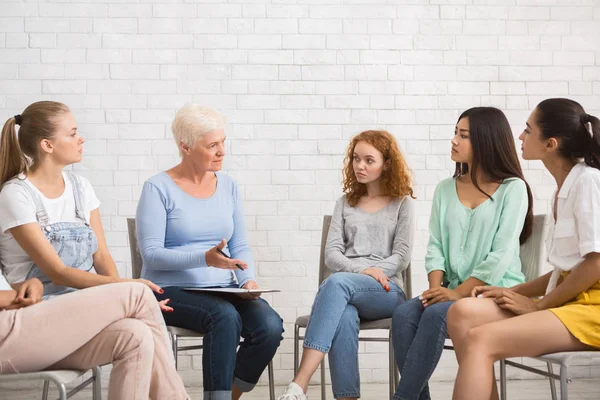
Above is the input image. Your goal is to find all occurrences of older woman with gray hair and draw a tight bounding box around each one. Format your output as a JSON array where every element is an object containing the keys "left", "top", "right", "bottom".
[{"left": 135, "top": 105, "right": 283, "bottom": 400}]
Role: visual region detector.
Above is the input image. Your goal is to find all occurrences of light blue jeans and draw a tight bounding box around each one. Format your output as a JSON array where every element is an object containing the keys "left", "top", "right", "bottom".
[
  {"left": 304, "top": 272, "right": 406, "bottom": 399},
  {"left": 391, "top": 297, "right": 454, "bottom": 400}
]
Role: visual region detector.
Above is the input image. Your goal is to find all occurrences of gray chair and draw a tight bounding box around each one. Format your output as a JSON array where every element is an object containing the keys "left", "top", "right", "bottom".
[
  {"left": 126, "top": 218, "right": 276, "bottom": 400},
  {"left": 499, "top": 214, "right": 600, "bottom": 400},
  {"left": 0, "top": 367, "right": 101, "bottom": 400},
  {"left": 293, "top": 215, "right": 411, "bottom": 400}
]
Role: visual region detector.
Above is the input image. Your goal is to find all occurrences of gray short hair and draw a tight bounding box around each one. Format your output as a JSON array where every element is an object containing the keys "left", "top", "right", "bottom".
[{"left": 171, "top": 105, "right": 226, "bottom": 155}]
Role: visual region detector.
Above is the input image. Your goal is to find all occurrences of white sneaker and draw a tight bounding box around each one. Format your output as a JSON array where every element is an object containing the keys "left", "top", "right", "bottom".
[{"left": 278, "top": 382, "right": 308, "bottom": 400}]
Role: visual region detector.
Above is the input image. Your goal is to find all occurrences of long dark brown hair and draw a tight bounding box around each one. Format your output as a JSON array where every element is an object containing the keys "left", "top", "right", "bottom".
[
  {"left": 535, "top": 98, "right": 600, "bottom": 171},
  {"left": 453, "top": 107, "right": 533, "bottom": 244}
]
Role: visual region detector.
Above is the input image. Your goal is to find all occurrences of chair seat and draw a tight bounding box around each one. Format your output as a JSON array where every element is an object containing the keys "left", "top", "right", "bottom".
[
  {"left": 167, "top": 326, "right": 204, "bottom": 337},
  {"left": 295, "top": 315, "right": 310, "bottom": 327},
  {"left": 534, "top": 351, "right": 600, "bottom": 366},
  {"left": 294, "top": 315, "right": 392, "bottom": 330},
  {"left": 0, "top": 370, "right": 88, "bottom": 384},
  {"left": 359, "top": 318, "right": 392, "bottom": 330}
]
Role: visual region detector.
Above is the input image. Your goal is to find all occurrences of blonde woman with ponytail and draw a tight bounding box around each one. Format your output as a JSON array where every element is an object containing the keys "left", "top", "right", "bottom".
[
  {"left": 0, "top": 102, "right": 189, "bottom": 399},
  {"left": 448, "top": 98, "right": 600, "bottom": 400}
]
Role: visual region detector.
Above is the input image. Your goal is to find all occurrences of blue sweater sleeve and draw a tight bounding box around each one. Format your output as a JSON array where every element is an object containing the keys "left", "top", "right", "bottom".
[
  {"left": 135, "top": 181, "right": 208, "bottom": 271},
  {"left": 230, "top": 181, "right": 256, "bottom": 287}
]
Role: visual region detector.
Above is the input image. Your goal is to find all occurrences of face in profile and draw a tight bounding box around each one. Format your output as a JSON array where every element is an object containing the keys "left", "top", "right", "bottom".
[
  {"left": 519, "top": 109, "right": 547, "bottom": 161},
  {"left": 352, "top": 140, "right": 386, "bottom": 185},
  {"left": 451, "top": 117, "right": 473, "bottom": 164},
  {"left": 186, "top": 129, "right": 226, "bottom": 172},
  {"left": 45, "top": 111, "right": 85, "bottom": 165}
]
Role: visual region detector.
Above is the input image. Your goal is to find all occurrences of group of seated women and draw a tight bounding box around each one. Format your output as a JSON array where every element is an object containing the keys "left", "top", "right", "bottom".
[{"left": 0, "top": 97, "right": 598, "bottom": 400}]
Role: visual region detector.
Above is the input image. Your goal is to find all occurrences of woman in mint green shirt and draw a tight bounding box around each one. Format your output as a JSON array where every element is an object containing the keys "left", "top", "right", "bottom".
[{"left": 391, "top": 107, "right": 533, "bottom": 400}]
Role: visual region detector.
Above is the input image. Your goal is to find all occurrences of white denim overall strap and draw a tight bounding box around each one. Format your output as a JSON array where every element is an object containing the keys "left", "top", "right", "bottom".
[{"left": 65, "top": 172, "right": 88, "bottom": 225}]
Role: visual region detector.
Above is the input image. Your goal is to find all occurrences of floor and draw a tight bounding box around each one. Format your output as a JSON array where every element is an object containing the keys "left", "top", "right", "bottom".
[{"left": 2, "top": 380, "right": 600, "bottom": 400}]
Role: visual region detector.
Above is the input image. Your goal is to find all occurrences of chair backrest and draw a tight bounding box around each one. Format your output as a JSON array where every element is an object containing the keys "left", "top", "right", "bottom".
[
  {"left": 318, "top": 215, "right": 413, "bottom": 299},
  {"left": 127, "top": 218, "right": 143, "bottom": 279},
  {"left": 519, "top": 214, "right": 547, "bottom": 282}
]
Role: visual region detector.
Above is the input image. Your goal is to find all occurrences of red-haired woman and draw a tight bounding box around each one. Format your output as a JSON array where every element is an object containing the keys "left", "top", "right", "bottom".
[{"left": 279, "top": 130, "right": 415, "bottom": 400}]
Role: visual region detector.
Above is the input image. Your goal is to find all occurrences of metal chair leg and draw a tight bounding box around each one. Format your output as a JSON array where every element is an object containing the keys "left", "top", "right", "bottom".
[
  {"left": 320, "top": 359, "right": 326, "bottom": 400},
  {"left": 389, "top": 330, "right": 395, "bottom": 400},
  {"left": 268, "top": 360, "right": 275, "bottom": 400},
  {"left": 294, "top": 325, "right": 300, "bottom": 375},
  {"left": 547, "top": 362, "right": 558, "bottom": 400},
  {"left": 42, "top": 380, "right": 50, "bottom": 400},
  {"left": 92, "top": 366, "right": 102, "bottom": 400},
  {"left": 57, "top": 382, "right": 68, "bottom": 400},
  {"left": 172, "top": 334, "right": 179, "bottom": 370},
  {"left": 500, "top": 359, "right": 507, "bottom": 400},
  {"left": 560, "top": 365, "right": 568, "bottom": 400}
]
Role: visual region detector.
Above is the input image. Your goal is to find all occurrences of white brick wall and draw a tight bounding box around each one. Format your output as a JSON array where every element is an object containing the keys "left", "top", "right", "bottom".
[{"left": 1, "top": 0, "right": 600, "bottom": 390}]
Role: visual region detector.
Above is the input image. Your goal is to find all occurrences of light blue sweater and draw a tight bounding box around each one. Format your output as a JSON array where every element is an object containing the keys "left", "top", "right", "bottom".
[{"left": 136, "top": 172, "right": 255, "bottom": 288}]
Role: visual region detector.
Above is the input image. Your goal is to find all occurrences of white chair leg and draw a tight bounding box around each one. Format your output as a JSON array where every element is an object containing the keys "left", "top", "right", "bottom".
[
  {"left": 560, "top": 365, "right": 568, "bottom": 400},
  {"left": 388, "top": 331, "right": 395, "bottom": 400},
  {"left": 42, "top": 380, "right": 50, "bottom": 400},
  {"left": 547, "top": 362, "right": 558, "bottom": 400},
  {"left": 320, "top": 359, "right": 326, "bottom": 400},
  {"left": 294, "top": 325, "right": 300, "bottom": 375},
  {"left": 57, "top": 383, "right": 68, "bottom": 400},
  {"left": 92, "top": 366, "right": 102, "bottom": 400},
  {"left": 171, "top": 334, "right": 179, "bottom": 370},
  {"left": 500, "top": 359, "right": 507, "bottom": 400},
  {"left": 268, "top": 360, "right": 275, "bottom": 400}
]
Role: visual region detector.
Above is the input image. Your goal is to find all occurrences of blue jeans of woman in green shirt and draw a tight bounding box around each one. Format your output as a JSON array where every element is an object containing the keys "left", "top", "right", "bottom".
[{"left": 392, "top": 296, "right": 454, "bottom": 400}]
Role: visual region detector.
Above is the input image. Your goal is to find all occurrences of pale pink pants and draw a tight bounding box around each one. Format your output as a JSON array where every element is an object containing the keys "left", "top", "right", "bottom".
[{"left": 0, "top": 282, "right": 188, "bottom": 400}]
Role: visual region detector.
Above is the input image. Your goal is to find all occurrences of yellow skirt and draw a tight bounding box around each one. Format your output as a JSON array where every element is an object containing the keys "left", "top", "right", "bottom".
[{"left": 549, "top": 274, "right": 600, "bottom": 349}]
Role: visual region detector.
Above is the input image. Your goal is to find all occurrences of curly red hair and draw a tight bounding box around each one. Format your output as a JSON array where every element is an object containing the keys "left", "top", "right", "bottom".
[{"left": 342, "top": 130, "right": 414, "bottom": 207}]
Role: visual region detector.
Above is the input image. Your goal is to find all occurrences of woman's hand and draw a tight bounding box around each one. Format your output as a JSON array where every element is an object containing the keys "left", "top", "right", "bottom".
[
  {"left": 205, "top": 239, "right": 248, "bottom": 270},
  {"left": 471, "top": 285, "right": 504, "bottom": 298},
  {"left": 476, "top": 286, "right": 538, "bottom": 315},
  {"left": 238, "top": 280, "right": 261, "bottom": 300},
  {"left": 120, "top": 278, "right": 174, "bottom": 312},
  {"left": 12, "top": 278, "right": 44, "bottom": 308},
  {"left": 158, "top": 298, "right": 174, "bottom": 313},
  {"left": 420, "top": 287, "right": 461, "bottom": 307},
  {"left": 361, "top": 267, "right": 390, "bottom": 292}
]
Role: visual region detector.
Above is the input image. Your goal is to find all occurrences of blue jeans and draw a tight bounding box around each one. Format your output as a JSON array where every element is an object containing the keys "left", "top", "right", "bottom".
[
  {"left": 156, "top": 286, "right": 284, "bottom": 400},
  {"left": 304, "top": 272, "right": 406, "bottom": 399},
  {"left": 392, "top": 297, "right": 454, "bottom": 400}
]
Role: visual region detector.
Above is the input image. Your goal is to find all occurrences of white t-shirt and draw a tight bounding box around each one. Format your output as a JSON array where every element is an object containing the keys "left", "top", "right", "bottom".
[{"left": 0, "top": 172, "right": 101, "bottom": 284}]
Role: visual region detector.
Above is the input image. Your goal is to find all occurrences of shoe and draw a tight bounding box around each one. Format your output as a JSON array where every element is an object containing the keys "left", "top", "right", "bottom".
[{"left": 278, "top": 382, "right": 308, "bottom": 400}]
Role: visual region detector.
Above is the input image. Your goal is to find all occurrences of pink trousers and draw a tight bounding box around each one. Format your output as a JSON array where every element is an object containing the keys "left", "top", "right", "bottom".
[{"left": 0, "top": 282, "right": 188, "bottom": 400}]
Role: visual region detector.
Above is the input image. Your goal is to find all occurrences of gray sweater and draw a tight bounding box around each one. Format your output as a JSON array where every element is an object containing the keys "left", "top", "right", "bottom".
[{"left": 324, "top": 195, "right": 414, "bottom": 290}]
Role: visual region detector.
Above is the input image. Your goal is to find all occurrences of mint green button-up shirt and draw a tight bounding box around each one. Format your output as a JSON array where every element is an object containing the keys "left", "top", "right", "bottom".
[{"left": 425, "top": 177, "right": 527, "bottom": 289}]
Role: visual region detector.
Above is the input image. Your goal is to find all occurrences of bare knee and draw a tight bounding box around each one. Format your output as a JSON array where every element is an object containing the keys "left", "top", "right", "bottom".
[{"left": 447, "top": 298, "right": 478, "bottom": 339}]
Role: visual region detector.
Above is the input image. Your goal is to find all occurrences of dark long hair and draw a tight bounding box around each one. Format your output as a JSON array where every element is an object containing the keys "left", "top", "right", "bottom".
[
  {"left": 535, "top": 98, "right": 600, "bottom": 171},
  {"left": 453, "top": 107, "right": 533, "bottom": 244}
]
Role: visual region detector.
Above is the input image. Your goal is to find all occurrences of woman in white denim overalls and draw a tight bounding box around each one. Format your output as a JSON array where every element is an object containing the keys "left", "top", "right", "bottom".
[{"left": 0, "top": 101, "right": 189, "bottom": 399}]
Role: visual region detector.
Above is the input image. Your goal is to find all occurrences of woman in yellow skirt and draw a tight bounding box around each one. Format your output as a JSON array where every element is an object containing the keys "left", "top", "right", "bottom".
[{"left": 446, "top": 98, "right": 600, "bottom": 400}]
